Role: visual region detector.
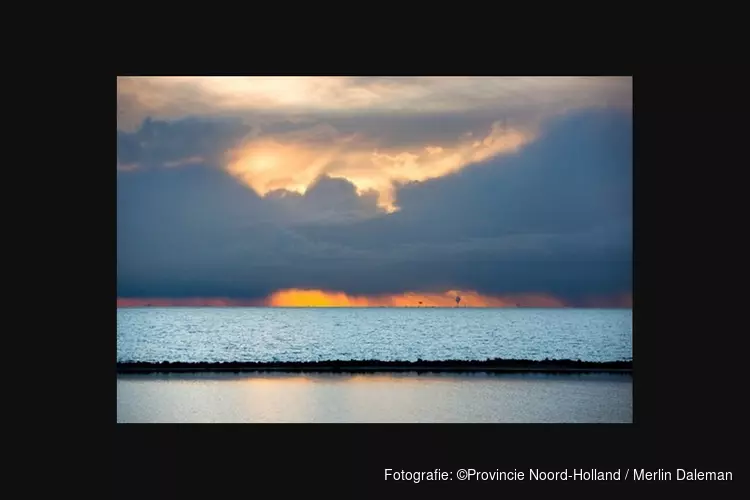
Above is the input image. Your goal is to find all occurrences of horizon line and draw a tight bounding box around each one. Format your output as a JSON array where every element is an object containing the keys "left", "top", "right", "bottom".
[
  {"left": 117, "top": 289, "right": 632, "bottom": 308},
  {"left": 116, "top": 304, "right": 632, "bottom": 309}
]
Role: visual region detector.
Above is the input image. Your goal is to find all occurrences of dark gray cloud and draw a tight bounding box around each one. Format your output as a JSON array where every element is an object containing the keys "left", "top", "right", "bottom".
[
  {"left": 117, "top": 108, "right": 632, "bottom": 302},
  {"left": 117, "top": 116, "right": 253, "bottom": 169},
  {"left": 262, "top": 176, "right": 383, "bottom": 224}
]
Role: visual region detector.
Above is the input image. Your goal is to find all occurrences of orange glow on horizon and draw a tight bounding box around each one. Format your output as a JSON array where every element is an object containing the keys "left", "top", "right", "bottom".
[
  {"left": 265, "top": 289, "right": 565, "bottom": 308},
  {"left": 117, "top": 291, "right": 632, "bottom": 308}
]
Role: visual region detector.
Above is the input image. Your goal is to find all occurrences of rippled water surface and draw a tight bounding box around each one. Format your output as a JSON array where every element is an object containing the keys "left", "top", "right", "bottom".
[{"left": 117, "top": 308, "right": 632, "bottom": 362}]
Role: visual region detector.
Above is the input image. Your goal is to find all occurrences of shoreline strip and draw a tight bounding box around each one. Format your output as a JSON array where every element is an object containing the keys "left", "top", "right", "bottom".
[{"left": 117, "top": 359, "right": 632, "bottom": 374}]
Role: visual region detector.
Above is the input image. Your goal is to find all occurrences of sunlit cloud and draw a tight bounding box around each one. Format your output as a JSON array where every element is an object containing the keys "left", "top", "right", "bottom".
[
  {"left": 117, "top": 76, "right": 632, "bottom": 212},
  {"left": 117, "top": 76, "right": 632, "bottom": 131},
  {"left": 225, "top": 121, "right": 530, "bottom": 211}
]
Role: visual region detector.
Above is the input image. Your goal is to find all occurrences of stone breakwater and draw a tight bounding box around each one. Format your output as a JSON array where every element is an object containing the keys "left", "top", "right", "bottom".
[{"left": 117, "top": 358, "right": 633, "bottom": 374}]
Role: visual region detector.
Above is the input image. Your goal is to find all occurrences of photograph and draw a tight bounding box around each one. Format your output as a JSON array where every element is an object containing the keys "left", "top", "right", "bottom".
[{"left": 116, "top": 76, "right": 633, "bottom": 423}]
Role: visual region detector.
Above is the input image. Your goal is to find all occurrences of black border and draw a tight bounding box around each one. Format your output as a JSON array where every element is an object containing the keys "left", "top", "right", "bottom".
[{"left": 104, "top": 69, "right": 740, "bottom": 495}]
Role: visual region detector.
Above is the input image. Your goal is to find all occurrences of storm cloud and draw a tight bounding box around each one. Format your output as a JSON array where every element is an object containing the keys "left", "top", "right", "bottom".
[{"left": 117, "top": 77, "right": 632, "bottom": 306}]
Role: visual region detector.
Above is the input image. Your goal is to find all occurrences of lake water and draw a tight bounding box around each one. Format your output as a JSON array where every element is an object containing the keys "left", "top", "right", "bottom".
[
  {"left": 117, "top": 308, "right": 632, "bottom": 423},
  {"left": 117, "top": 308, "right": 632, "bottom": 363},
  {"left": 117, "top": 372, "right": 632, "bottom": 423}
]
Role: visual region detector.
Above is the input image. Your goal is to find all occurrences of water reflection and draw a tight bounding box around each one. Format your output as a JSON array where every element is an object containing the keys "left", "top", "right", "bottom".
[{"left": 117, "top": 372, "right": 632, "bottom": 423}]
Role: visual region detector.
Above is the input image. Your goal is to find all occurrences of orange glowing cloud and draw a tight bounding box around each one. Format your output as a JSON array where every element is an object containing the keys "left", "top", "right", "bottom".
[
  {"left": 265, "top": 289, "right": 567, "bottom": 308},
  {"left": 224, "top": 122, "right": 530, "bottom": 212}
]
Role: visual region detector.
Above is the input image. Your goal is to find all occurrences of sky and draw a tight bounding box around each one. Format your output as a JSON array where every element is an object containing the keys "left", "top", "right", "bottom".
[{"left": 117, "top": 76, "right": 632, "bottom": 307}]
